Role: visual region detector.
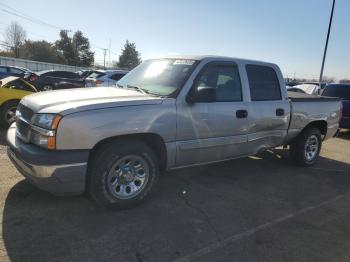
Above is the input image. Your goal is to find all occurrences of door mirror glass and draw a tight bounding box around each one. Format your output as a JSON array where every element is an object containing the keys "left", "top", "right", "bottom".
[{"left": 194, "top": 85, "right": 216, "bottom": 102}]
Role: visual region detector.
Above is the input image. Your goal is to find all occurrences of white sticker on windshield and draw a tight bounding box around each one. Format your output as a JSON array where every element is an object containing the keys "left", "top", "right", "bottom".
[{"left": 173, "top": 60, "right": 195, "bottom": 65}]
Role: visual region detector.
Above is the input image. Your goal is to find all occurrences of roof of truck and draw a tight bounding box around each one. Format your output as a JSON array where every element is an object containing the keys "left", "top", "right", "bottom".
[{"left": 152, "top": 55, "right": 277, "bottom": 66}]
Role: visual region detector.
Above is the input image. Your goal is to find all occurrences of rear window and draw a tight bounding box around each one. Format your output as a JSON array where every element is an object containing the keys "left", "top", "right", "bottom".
[
  {"left": 323, "top": 85, "right": 350, "bottom": 100},
  {"left": 109, "top": 73, "right": 126, "bottom": 81},
  {"left": 40, "top": 71, "right": 79, "bottom": 78},
  {"left": 9, "top": 68, "right": 24, "bottom": 74},
  {"left": 246, "top": 64, "right": 281, "bottom": 101},
  {"left": 88, "top": 72, "right": 106, "bottom": 79}
]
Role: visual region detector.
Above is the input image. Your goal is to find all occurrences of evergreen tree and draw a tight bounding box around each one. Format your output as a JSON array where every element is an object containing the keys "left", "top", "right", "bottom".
[
  {"left": 117, "top": 40, "right": 141, "bottom": 69},
  {"left": 55, "top": 30, "right": 94, "bottom": 66}
]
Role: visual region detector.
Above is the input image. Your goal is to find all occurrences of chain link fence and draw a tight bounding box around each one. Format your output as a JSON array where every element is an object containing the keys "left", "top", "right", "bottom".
[{"left": 0, "top": 56, "right": 89, "bottom": 72}]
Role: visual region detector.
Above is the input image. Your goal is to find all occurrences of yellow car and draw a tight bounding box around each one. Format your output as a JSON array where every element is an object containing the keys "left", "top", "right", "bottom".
[{"left": 0, "top": 76, "right": 37, "bottom": 127}]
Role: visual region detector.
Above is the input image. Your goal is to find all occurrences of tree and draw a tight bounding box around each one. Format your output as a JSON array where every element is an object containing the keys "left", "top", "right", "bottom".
[
  {"left": 3, "top": 22, "right": 26, "bottom": 58},
  {"left": 72, "top": 31, "right": 94, "bottom": 66},
  {"left": 55, "top": 30, "right": 75, "bottom": 65},
  {"left": 21, "top": 40, "right": 66, "bottom": 64},
  {"left": 117, "top": 40, "right": 141, "bottom": 69},
  {"left": 55, "top": 30, "right": 94, "bottom": 66}
]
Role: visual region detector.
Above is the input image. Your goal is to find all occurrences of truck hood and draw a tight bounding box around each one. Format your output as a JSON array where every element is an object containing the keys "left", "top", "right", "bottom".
[{"left": 20, "top": 87, "right": 163, "bottom": 115}]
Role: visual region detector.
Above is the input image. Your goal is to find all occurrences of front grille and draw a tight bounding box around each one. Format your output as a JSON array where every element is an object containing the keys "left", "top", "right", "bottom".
[
  {"left": 16, "top": 119, "right": 31, "bottom": 142},
  {"left": 18, "top": 104, "right": 34, "bottom": 122},
  {"left": 16, "top": 103, "right": 34, "bottom": 143}
]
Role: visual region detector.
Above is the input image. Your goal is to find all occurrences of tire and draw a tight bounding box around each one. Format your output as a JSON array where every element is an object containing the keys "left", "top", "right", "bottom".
[
  {"left": 289, "top": 127, "right": 322, "bottom": 166},
  {"left": 0, "top": 101, "right": 18, "bottom": 127},
  {"left": 42, "top": 85, "right": 53, "bottom": 91},
  {"left": 88, "top": 139, "right": 159, "bottom": 209}
]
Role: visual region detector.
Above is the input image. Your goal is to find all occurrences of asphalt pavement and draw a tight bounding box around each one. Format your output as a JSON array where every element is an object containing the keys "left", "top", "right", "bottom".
[{"left": 0, "top": 129, "right": 350, "bottom": 262}]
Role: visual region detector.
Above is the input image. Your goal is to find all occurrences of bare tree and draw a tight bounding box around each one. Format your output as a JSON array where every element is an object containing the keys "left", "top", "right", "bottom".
[{"left": 3, "top": 22, "right": 26, "bottom": 58}]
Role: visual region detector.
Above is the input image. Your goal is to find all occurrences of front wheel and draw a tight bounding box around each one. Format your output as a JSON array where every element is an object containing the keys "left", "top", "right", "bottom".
[
  {"left": 88, "top": 139, "right": 159, "bottom": 209},
  {"left": 0, "top": 101, "right": 18, "bottom": 127},
  {"left": 289, "top": 127, "right": 322, "bottom": 166}
]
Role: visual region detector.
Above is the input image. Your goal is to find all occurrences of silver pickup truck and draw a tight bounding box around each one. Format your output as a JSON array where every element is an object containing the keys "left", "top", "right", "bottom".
[{"left": 7, "top": 56, "right": 341, "bottom": 208}]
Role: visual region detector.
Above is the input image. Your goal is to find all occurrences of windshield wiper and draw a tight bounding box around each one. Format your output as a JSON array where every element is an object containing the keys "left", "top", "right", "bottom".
[
  {"left": 117, "top": 84, "right": 161, "bottom": 97},
  {"left": 126, "top": 85, "right": 149, "bottom": 95}
]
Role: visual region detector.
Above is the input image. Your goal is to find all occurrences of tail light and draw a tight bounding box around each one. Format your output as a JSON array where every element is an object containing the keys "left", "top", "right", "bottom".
[
  {"left": 95, "top": 80, "right": 104, "bottom": 85},
  {"left": 29, "top": 74, "right": 39, "bottom": 82}
]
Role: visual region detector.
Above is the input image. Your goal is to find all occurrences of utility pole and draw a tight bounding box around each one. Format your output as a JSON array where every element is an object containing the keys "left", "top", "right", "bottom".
[
  {"left": 109, "top": 39, "right": 111, "bottom": 68},
  {"left": 103, "top": 48, "right": 107, "bottom": 69},
  {"left": 319, "top": 0, "right": 335, "bottom": 85}
]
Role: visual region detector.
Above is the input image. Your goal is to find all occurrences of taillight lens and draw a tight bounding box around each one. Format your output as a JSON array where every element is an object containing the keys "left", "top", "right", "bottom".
[
  {"left": 29, "top": 74, "right": 39, "bottom": 82},
  {"left": 342, "top": 101, "right": 350, "bottom": 117},
  {"left": 95, "top": 80, "right": 104, "bottom": 85}
]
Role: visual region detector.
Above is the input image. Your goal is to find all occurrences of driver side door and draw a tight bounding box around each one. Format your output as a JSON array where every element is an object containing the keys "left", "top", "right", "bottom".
[{"left": 176, "top": 61, "right": 250, "bottom": 167}]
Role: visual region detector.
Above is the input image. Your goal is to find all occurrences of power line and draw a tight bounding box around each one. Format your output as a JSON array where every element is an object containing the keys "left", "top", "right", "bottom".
[{"left": 0, "top": 3, "right": 68, "bottom": 31}]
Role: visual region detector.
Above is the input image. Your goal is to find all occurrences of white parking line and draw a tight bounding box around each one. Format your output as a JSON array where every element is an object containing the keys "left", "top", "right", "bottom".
[{"left": 174, "top": 194, "right": 346, "bottom": 262}]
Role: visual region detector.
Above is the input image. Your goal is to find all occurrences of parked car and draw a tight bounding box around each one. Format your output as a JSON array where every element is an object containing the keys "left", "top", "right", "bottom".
[
  {"left": 303, "top": 82, "right": 327, "bottom": 94},
  {"left": 0, "top": 76, "right": 37, "bottom": 127},
  {"left": 0, "top": 65, "right": 33, "bottom": 80},
  {"left": 85, "top": 70, "right": 128, "bottom": 87},
  {"left": 7, "top": 56, "right": 341, "bottom": 209},
  {"left": 76, "top": 70, "right": 99, "bottom": 79},
  {"left": 29, "top": 70, "right": 85, "bottom": 91},
  {"left": 287, "top": 86, "right": 306, "bottom": 93},
  {"left": 322, "top": 84, "right": 350, "bottom": 129},
  {"left": 292, "top": 84, "right": 320, "bottom": 95}
]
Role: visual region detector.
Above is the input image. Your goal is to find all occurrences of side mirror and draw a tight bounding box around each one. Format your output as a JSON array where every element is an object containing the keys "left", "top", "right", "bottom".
[{"left": 187, "top": 85, "right": 216, "bottom": 103}]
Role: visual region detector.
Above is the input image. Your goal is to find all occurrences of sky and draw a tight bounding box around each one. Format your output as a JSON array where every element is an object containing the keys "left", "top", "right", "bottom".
[{"left": 0, "top": 0, "right": 349, "bottom": 79}]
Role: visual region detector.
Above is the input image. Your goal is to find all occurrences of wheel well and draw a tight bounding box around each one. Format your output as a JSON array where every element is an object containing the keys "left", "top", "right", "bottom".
[
  {"left": 305, "top": 120, "right": 327, "bottom": 136},
  {"left": 89, "top": 133, "right": 167, "bottom": 172},
  {"left": 0, "top": 99, "right": 20, "bottom": 109}
]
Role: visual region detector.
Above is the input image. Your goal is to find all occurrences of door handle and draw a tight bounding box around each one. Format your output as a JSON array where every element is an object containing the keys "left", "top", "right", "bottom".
[
  {"left": 276, "top": 108, "right": 285, "bottom": 116},
  {"left": 236, "top": 109, "right": 248, "bottom": 118}
]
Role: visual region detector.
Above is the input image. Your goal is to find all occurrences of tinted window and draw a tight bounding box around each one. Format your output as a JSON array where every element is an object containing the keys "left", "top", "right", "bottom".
[
  {"left": 246, "top": 65, "right": 281, "bottom": 101},
  {"left": 323, "top": 85, "right": 350, "bottom": 100},
  {"left": 43, "top": 71, "right": 78, "bottom": 78},
  {"left": 9, "top": 68, "right": 23, "bottom": 74},
  {"left": 110, "top": 73, "right": 126, "bottom": 81},
  {"left": 0, "top": 67, "right": 8, "bottom": 73},
  {"left": 195, "top": 64, "right": 242, "bottom": 102}
]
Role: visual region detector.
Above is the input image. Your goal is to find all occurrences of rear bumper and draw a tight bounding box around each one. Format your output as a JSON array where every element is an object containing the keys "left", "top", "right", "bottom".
[
  {"left": 340, "top": 117, "right": 350, "bottom": 129},
  {"left": 6, "top": 124, "right": 89, "bottom": 196}
]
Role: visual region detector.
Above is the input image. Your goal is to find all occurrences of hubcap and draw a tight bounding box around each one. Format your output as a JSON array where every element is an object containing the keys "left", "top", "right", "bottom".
[
  {"left": 304, "top": 135, "right": 319, "bottom": 161},
  {"left": 5, "top": 106, "right": 17, "bottom": 124},
  {"left": 107, "top": 155, "right": 149, "bottom": 199},
  {"left": 43, "top": 85, "right": 53, "bottom": 91}
]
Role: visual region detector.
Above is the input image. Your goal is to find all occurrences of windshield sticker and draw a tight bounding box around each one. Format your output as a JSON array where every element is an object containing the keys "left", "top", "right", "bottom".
[{"left": 173, "top": 60, "right": 195, "bottom": 65}]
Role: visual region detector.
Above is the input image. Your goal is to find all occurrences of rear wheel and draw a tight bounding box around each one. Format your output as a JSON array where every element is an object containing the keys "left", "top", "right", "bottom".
[
  {"left": 0, "top": 101, "right": 18, "bottom": 127},
  {"left": 289, "top": 127, "right": 322, "bottom": 166},
  {"left": 88, "top": 139, "right": 159, "bottom": 209},
  {"left": 42, "top": 85, "right": 53, "bottom": 91}
]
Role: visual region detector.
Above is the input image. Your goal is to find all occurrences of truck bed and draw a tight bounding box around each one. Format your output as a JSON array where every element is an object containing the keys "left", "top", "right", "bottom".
[{"left": 288, "top": 91, "right": 340, "bottom": 102}]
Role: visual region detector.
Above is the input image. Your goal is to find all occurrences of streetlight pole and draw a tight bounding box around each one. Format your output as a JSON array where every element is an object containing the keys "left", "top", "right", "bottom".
[
  {"left": 103, "top": 48, "right": 107, "bottom": 69},
  {"left": 319, "top": 0, "right": 335, "bottom": 85}
]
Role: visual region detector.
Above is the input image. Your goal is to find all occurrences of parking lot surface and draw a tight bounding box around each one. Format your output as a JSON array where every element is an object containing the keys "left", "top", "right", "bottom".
[{"left": 0, "top": 129, "right": 350, "bottom": 262}]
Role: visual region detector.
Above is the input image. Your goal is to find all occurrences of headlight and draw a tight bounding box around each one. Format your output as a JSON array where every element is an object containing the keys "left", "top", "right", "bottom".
[
  {"left": 32, "top": 114, "right": 57, "bottom": 129},
  {"left": 30, "top": 114, "right": 62, "bottom": 150}
]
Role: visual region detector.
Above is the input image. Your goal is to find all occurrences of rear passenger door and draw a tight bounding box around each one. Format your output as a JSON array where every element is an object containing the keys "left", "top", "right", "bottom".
[{"left": 245, "top": 64, "right": 290, "bottom": 152}]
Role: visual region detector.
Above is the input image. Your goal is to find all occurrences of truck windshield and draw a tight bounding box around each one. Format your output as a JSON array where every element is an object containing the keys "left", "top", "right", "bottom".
[{"left": 117, "top": 59, "right": 197, "bottom": 96}]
